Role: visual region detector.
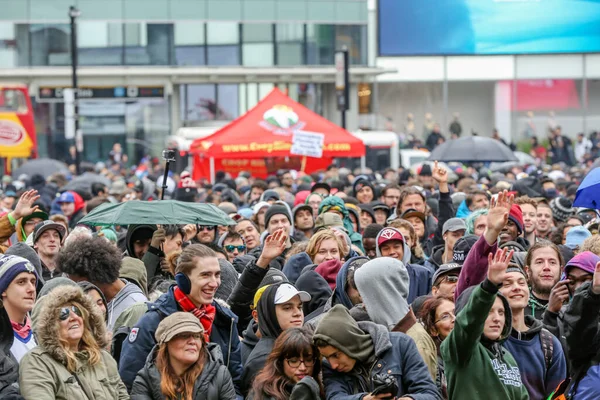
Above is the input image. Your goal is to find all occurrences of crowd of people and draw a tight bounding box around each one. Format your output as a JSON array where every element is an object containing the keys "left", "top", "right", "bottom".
[{"left": 0, "top": 154, "right": 599, "bottom": 400}]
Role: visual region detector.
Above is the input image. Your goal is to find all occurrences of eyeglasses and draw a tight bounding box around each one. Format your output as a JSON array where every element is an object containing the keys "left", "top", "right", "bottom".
[
  {"left": 59, "top": 305, "right": 82, "bottom": 321},
  {"left": 443, "top": 275, "right": 459, "bottom": 283},
  {"left": 434, "top": 312, "right": 455, "bottom": 324},
  {"left": 198, "top": 226, "right": 216, "bottom": 232},
  {"left": 224, "top": 244, "right": 246, "bottom": 253},
  {"left": 285, "top": 357, "right": 316, "bottom": 368}
]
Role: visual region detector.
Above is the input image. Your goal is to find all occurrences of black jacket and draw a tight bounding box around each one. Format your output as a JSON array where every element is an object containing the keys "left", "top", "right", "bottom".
[
  {"left": 131, "top": 343, "right": 236, "bottom": 400},
  {"left": 423, "top": 191, "right": 454, "bottom": 258},
  {"left": 227, "top": 260, "right": 270, "bottom": 336},
  {"left": 241, "top": 319, "right": 260, "bottom": 365},
  {"left": 241, "top": 337, "right": 276, "bottom": 396},
  {"left": 0, "top": 306, "right": 23, "bottom": 399}
]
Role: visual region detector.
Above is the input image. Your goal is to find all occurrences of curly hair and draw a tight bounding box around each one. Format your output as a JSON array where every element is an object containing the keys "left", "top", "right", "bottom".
[
  {"left": 56, "top": 237, "right": 123, "bottom": 284},
  {"left": 580, "top": 235, "right": 600, "bottom": 256}
]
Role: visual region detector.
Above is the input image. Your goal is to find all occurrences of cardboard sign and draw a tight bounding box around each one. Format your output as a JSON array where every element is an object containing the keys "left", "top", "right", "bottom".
[{"left": 290, "top": 130, "right": 324, "bottom": 158}]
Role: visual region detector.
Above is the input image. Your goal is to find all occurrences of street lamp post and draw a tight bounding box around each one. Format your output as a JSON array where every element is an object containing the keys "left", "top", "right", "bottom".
[{"left": 69, "top": 6, "right": 82, "bottom": 175}]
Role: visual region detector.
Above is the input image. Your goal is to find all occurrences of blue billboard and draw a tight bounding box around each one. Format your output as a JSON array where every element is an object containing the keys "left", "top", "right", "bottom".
[{"left": 378, "top": 0, "right": 600, "bottom": 56}]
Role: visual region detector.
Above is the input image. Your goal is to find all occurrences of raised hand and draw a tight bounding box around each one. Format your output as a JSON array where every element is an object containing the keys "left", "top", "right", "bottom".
[
  {"left": 592, "top": 261, "right": 600, "bottom": 295},
  {"left": 258, "top": 229, "right": 287, "bottom": 267},
  {"left": 487, "top": 248, "right": 514, "bottom": 286},
  {"left": 487, "top": 190, "right": 513, "bottom": 234},
  {"left": 431, "top": 160, "right": 448, "bottom": 184},
  {"left": 150, "top": 228, "right": 166, "bottom": 249},
  {"left": 11, "top": 190, "right": 40, "bottom": 220}
]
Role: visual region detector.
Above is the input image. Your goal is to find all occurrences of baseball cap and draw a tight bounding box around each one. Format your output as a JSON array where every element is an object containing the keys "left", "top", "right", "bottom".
[
  {"left": 400, "top": 208, "right": 426, "bottom": 223},
  {"left": 109, "top": 180, "right": 127, "bottom": 195},
  {"left": 33, "top": 220, "right": 66, "bottom": 244},
  {"left": 377, "top": 227, "right": 405, "bottom": 248},
  {"left": 314, "top": 213, "right": 345, "bottom": 232},
  {"left": 57, "top": 192, "right": 75, "bottom": 204},
  {"left": 442, "top": 218, "right": 467, "bottom": 235},
  {"left": 432, "top": 263, "right": 462, "bottom": 286},
  {"left": 155, "top": 312, "right": 204, "bottom": 345},
  {"left": 274, "top": 283, "right": 311, "bottom": 304},
  {"left": 253, "top": 201, "right": 270, "bottom": 215},
  {"left": 311, "top": 182, "right": 331, "bottom": 195},
  {"left": 452, "top": 234, "right": 479, "bottom": 265}
]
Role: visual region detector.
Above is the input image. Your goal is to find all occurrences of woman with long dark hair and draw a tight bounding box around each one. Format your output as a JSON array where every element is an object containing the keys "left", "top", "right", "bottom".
[
  {"left": 250, "top": 328, "right": 323, "bottom": 400},
  {"left": 131, "top": 312, "right": 235, "bottom": 400},
  {"left": 419, "top": 294, "right": 455, "bottom": 399}
]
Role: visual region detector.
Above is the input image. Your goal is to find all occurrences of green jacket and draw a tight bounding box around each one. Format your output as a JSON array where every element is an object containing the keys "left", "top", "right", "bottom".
[{"left": 441, "top": 281, "right": 529, "bottom": 400}]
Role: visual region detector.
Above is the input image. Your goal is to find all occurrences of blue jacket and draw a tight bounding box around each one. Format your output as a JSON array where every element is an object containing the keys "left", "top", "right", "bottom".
[
  {"left": 322, "top": 321, "right": 440, "bottom": 400},
  {"left": 118, "top": 286, "right": 243, "bottom": 394}
]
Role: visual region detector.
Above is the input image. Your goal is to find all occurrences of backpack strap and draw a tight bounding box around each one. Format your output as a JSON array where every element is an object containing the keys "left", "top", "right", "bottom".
[{"left": 540, "top": 328, "right": 554, "bottom": 371}]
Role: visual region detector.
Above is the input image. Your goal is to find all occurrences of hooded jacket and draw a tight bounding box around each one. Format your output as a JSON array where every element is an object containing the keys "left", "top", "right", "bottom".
[
  {"left": 19, "top": 286, "right": 129, "bottom": 400},
  {"left": 283, "top": 252, "right": 313, "bottom": 284},
  {"left": 67, "top": 191, "right": 86, "bottom": 229},
  {"left": 241, "top": 319, "right": 260, "bottom": 365},
  {"left": 119, "top": 286, "right": 243, "bottom": 394},
  {"left": 319, "top": 318, "right": 440, "bottom": 400},
  {"left": 0, "top": 304, "right": 22, "bottom": 399},
  {"left": 441, "top": 281, "right": 529, "bottom": 400},
  {"left": 131, "top": 343, "right": 236, "bottom": 400},
  {"left": 0, "top": 214, "right": 16, "bottom": 253},
  {"left": 295, "top": 270, "right": 332, "bottom": 317},
  {"left": 77, "top": 281, "right": 109, "bottom": 322},
  {"left": 318, "top": 197, "right": 364, "bottom": 252},
  {"left": 126, "top": 224, "right": 157, "bottom": 259},
  {"left": 374, "top": 228, "right": 432, "bottom": 303}
]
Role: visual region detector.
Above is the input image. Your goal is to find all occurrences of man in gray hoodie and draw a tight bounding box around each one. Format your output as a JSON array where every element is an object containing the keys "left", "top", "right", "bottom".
[{"left": 375, "top": 227, "right": 432, "bottom": 302}]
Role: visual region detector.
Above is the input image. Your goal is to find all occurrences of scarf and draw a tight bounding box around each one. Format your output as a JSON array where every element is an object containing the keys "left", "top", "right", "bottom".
[
  {"left": 173, "top": 287, "right": 216, "bottom": 341},
  {"left": 11, "top": 316, "right": 32, "bottom": 340}
]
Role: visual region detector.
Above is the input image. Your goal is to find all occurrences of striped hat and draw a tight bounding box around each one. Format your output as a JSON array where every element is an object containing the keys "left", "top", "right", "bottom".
[{"left": 0, "top": 255, "right": 39, "bottom": 295}]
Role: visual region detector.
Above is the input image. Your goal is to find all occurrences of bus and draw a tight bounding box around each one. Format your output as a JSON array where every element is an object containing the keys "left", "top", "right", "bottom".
[{"left": 0, "top": 84, "right": 37, "bottom": 173}]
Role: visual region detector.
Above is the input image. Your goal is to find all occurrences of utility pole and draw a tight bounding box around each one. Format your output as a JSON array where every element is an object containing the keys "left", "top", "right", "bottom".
[
  {"left": 335, "top": 47, "right": 349, "bottom": 129},
  {"left": 69, "top": 6, "right": 82, "bottom": 175}
]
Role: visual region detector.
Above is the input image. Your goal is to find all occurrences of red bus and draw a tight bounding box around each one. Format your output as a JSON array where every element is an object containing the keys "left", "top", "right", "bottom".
[{"left": 0, "top": 84, "right": 37, "bottom": 173}]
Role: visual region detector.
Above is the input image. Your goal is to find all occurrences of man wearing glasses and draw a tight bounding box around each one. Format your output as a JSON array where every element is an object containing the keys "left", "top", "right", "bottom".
[
  {"left": 431, "top": 263, "right": 462, "bottom": 297},
  {"left": 220, "top": 231, "right": 246, "bottom": 261},
  {"left": 195, "top": 224, "right": 217, "bottom": 245}
]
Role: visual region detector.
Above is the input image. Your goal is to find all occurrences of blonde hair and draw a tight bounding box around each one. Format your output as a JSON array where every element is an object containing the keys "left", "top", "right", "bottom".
[
  {"left": 305, "top": 229, "right": 345, "bottom": 261},
  {"left": 581, "top": 235, "right": 600, "bottom": 256},
  {"left": 57, "top": 301, "right": 102, "bottom": 373}
]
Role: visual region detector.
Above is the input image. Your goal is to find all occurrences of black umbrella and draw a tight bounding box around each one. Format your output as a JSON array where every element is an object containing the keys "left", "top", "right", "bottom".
[
  {"left": 12, "top": 158, "right": 70, "bottom": 179},
  {"left": 427, "top": 136, "right": 519, "bottom": 163},
  {"left": 62, "top": 172, "right": 112, "bottom": 193}
]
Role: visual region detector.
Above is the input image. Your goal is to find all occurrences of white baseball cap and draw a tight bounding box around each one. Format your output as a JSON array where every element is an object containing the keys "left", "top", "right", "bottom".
[{"left": 274, "top": 283, "right": 311, "bottom": 304}]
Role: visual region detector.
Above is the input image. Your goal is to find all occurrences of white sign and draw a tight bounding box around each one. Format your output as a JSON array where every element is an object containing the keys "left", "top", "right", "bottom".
[
  {"left": 335, "top": 52, "right": 346, "bottom": 91},
  {"left": 291, "top": 131, "right": 324, "bottom": 158},
  {"left": 64, "top": 89, "right": 75, "bottom": 139}
]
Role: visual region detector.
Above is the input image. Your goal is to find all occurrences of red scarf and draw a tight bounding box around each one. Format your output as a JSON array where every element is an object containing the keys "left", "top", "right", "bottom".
[
  {"left": 173, "top": 287, "right": 216, "bottom": 341},
  {"left": 11, "top": 316, "right": 32, "bottom": 340}
]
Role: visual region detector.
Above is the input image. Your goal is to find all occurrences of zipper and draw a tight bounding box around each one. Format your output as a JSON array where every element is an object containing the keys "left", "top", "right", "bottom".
[
  {"left": 73, "top": 373, "right": 92, "bottom": 400},
  {"left": 227, "top": 317, "right": 234, "bottom": 367}
]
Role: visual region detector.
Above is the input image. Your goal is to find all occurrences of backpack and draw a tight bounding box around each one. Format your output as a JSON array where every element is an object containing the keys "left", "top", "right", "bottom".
[{"left": 540, "top": 328, "right": 554, "bottom": 371}]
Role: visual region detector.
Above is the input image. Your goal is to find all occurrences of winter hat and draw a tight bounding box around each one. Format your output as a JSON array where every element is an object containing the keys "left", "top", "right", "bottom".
[
  {"left": 419, "top": 163, "right": 433, "bottom": 177},
  {"left": 358, "top": 204, "right": 375, "bottom": 224},
  {"left": 354, "top": 257, "right": 410, "bottom": 330},
  {"left": 313, "top": 304, "right": 375, "bottom": 363},
  {"left": 260, "top": 190, "right": 280, "bottom": 202},
  {"left": 550, "top": 196, "right": 574, "bottom": 223},
  {"left": 215, "top": 259, "right": 238, "bottom": 302},
  {"left": 37, "top": 277, "right": 78, "bottom": 299},
  {"left": 261, "top": 268, "right": 288, "bottom": 286},
  {"left": 565, "top": 226, "right": 592, "bottom": 250},
  {"left": 155, "top": 312, "right": 204, "bottom": 345},
  {"left": 452, "top": 234, "right": 479, "bottom": 265},
  {"left": 508, "top": 204, "right": 524, "bottom": 234},
  {"left": 314, "top": 213, "right": 344, "bottom": 232},
  {"left": 5, "top": 242, "right": 44, "bottom": 288},
  {"left": 565, "top": 251, "right": 600, "bottom": 275},
  {"left": 264, "top": 204, "right": 292, "bottom": 229},
  {"left": 0, "top": 255, "right": 39, "bottom": 295},
  {"left": 314, "top": 259, "right": 342, "bottom": 290},
  {"left": 352, "top": 176, "right": 375, "bottom": 198},
  {"left": 120, "top": 257, "right": 148, "bottom": 298}
]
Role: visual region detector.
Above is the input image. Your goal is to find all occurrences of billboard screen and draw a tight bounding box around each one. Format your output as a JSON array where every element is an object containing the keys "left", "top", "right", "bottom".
[{"left": 378, "top": 0, "right": 600, "bottom": 56}]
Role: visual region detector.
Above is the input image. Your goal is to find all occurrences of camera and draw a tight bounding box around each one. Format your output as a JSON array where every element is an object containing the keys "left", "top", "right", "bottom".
[{"left": 162, "top": 149, "right": 176, "bottom": 162}]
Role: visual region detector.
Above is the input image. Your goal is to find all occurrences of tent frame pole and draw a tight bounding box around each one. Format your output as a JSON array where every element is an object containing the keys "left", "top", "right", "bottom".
[
  {"left": 360, "top": 155, "right": 366, "bottom": 173},
  {"left": 210, "top": 157, "right": 215, "bottom": 183}
]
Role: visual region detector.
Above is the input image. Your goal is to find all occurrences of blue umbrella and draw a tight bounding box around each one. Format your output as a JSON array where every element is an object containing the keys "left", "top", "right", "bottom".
[{"left": 574, "top": 167, "right": 600, "bottom": 209}]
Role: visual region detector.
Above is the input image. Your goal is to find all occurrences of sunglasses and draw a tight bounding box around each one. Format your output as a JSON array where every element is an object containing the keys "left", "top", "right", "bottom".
[
  {"left": 225, "top": 244, "right": 246, "bottom": 253},
  {"left": 59, "top": 305, "right": 82, "bottom": 321},
  {"left": 198, "top": 226, "right": 216, "bottom": 232}
]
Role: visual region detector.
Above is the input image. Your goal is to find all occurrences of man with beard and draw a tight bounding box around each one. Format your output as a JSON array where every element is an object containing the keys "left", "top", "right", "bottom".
[
  {"left": 524, "top": 241, "right": 564, "bottom": 320},
  {"left": 515, "top": 197, "right": 538, "bottom": 245},
  {"left": 536, "top": 200, "right": 554, "bottom": 240}
]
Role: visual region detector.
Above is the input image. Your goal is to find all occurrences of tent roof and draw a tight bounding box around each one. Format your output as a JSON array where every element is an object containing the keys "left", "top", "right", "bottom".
[{"left": 190, "top": 88, "right": 365, "bottom": 159}]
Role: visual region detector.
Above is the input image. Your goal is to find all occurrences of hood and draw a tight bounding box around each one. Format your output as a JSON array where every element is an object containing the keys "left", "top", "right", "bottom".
[
  {"left": 455, "top": 284, "right": 512, "bottom": 344},
  {"left": 334, "top": 256, "right": 369, "bottom": 309},
  {"left": 295, "top": 270, "right": 332, "bottom": 316},
  {"left": 70, "top": 191, "right": 86, "bottom": 216},
  {"left": 318, "top": 196, "right": 356, "bottom": 235},
  {"left": 356, "top": 320, "right": 393, "bottom": 359},
  {"left": 77, "top": 281, "right": 108, "bottom": 321},
  {"left": 0, "top": 303, "right": 13, "bottom": 351},
  {"left": 429, "top": 244, "right": 445, "bottom": 268},
  {"left": 456, "top": 200, "right": 471, "bottom": 219},
  {"left": 282, "top": 252, "right": 313, "bottom": 284},
  {"left": 34, "top": 285, "right": 108, "bottom": 367},
  {"left": 510, "top": 315, "right": 543, "bottom": 341},
  {"left": 5, "top": 242, "right": 45, "bottom": 290},
  {"left": 125, "top": 224, "right": 157, "bottom": 258},
  {"left": 242, "top": 319, "right": 260, "bottom": 349},
  {"left": 120, "top": 257, "right": 149, "bottom": 297},
  {"left": 374, "top": 227, "right": 411, "bottom": 265}
]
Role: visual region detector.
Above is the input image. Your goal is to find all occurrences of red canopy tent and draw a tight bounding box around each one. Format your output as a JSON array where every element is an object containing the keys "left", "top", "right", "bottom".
[{"left": 190, "top": 88, "right": 365, "bottom": 180}]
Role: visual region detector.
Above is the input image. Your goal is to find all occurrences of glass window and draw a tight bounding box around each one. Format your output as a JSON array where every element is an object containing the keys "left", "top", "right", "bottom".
[
  {"left": 0, "top": 23, "right": 16, "bottom": 68},
  {"left": 79, "top": 22, "right": 123, "bottom": 66},
  {"left": 276, "top": 24, "right": 304, "bottom": 66},
  {"left": 29, "top": 24, "right": 71, "bottom": 66},
  {"left": 181, "top": 84, "right": 217, "bottom": 122},
  {"left": 207, "top": 22, "right": 239, "bottom": 65},
  {"left": 306, "top": 24, "right": 334, "bottom": 65},
  {"left": 174, "top": 22, "right": 205, "bottom": 66},
  {"left": 217, "top": 84, "right": 239, "bottom": 120},
  {"left": 125, "top": 23, "right": 172, "bottom": 66},
  {"left": 243, "top": 24, "right": 272, "bottom": 43},
  {"left": 242, "top": 24, "right": 273, "bottom": 66},
  {"left": 336, "top": 25, "right": 367, "bottom": 65}
]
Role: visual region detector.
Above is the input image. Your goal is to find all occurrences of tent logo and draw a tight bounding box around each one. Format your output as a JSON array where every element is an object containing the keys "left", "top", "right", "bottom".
[{"left": 260, "top": 105, "right": 305, "bottom": 135}]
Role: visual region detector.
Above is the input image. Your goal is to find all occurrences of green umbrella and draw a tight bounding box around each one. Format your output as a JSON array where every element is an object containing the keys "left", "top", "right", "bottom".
[{"left": 78, "top": 200, "right": 236, "bottom": 227}]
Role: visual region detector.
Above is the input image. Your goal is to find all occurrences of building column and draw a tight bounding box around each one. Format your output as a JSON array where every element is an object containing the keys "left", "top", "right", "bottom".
[{"left": 171, "top": 83, "right": 181, "bottom": 135}]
